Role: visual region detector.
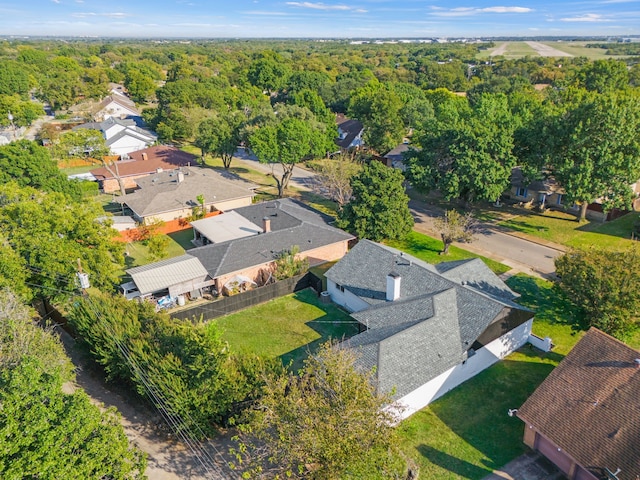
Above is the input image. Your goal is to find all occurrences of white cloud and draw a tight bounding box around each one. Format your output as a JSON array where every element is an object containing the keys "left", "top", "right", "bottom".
[
  {"left": 481, "top": 7, "right": 532, "bottom": 13},
  {"left": 286, "top": 2, "right": 367, "bottom": 12},
  {"left": 430, "top": 5, "right": 533, "bottom": 16},
  {"left": 71, "top": 11, "right": 131, "bottom": 18},
  {"left": 560, "top": 13, "right": 611, "bottom": 22}
]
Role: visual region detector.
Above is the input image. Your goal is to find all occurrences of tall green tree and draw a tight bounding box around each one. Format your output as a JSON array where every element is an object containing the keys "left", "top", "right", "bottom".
[
  {"left": 68, "top": 292, "right": 278, "bottom": 434},
  {"left": 576, "top": 59, "right": 629, "bottom": 94},
  {"left": 555, "top": 247, "right": 640, "bottom": 338},
  {"left": 548, "top": 90, "right": 640, "bottom": 221},
  {"left": 0, "top": 288, "right": 146, "bottom": 480},
  {"left": 0, "top": 184, "right": 124, "bottom": 300},
  {"left": 195, "top": 112, "right": 243, "bottom": 168},
  {"left": 247, "top": 109, "right": 332, "bottom": 197},
  {"left": 406, "top": 93, "right": 516, "bottom": 203},
  {"left": 337, "top": 160, "right": 413, "bottom": 241},
  {"left": 348, "top": 80, "right": 405, "bottom": 154},
  {"left": 0, "top": 140, "right": 81, "bottom": 199},
  {"left": 231, "top": 343, "right": 408, "bottom": 480}
]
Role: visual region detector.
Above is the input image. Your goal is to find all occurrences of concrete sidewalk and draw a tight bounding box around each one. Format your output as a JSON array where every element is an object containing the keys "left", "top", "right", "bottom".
[{"left": 483, "top": 451, "right": 566, "bottom": 480}]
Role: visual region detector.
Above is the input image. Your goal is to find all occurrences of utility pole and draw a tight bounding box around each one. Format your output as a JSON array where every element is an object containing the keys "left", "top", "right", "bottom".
[{"left": 76, "top": 258, "right": 90, "bottom": 295}]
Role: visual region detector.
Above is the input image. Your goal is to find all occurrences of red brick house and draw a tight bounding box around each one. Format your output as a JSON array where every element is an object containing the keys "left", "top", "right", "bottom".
[
  {"left": 90, "top": 145, "right": 196, "bottom": 194},
  {"left": 517, "top": 328, "right": 640, "bottom": 480}
]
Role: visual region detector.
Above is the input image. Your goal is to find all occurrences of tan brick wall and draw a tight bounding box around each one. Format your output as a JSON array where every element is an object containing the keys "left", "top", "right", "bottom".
[{"left": 213, "top": 240, "right": 349, "bottom": 292}]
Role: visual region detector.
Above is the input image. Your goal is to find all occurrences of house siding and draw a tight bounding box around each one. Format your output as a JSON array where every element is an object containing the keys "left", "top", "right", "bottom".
[
  {"left": 393, "top": 318, "right": 533, "bottom": 420},
  {"left": 327, "top": 279, "right": 371, "bottom": 313},
  {"left": 138, "top": 197, "right": 253, "bottom": 225}
]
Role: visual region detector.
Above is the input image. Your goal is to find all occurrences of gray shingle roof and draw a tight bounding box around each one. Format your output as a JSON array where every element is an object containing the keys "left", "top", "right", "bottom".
[
  {"left": 329, "top": 239, "right": 532, "bottom": 399},
  {"left": 189, "top": 198, "right": 354, "bottom": 278},
  {"left": 119, "top": 166, "right": 256, "bottom": 218}
]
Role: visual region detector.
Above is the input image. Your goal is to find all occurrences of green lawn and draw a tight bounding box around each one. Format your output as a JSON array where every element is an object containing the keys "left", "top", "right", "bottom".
[
  {"left": 208, "top": 288, "right": 360, "bottom": 370},
  {"left": 385, "top": 231, "right": 510, "bottom": 275},
  {"left": 499, "top": 209, "right": 639, "bottom": 250},
  {"left": 123, "top": 235, "right": 186, "bottom": 269},
  {"left": 399, "top": 274, "right": 585, "bottom": 478}
]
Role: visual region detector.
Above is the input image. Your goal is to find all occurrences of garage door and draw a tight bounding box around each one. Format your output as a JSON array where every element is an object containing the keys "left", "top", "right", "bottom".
[
  {"left": 535, "top": 433, "right": 574, "bottom": 475},
  {"left": 574, "top": 465, "right": 599, "bottom": 480}
]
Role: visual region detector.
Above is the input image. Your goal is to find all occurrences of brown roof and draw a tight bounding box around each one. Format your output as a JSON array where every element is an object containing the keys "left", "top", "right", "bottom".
[
  {"left": 518, "top": 328, "right": 640, "bottom": 479},
  {"left": 90, "top": 146, "right": 197, "bottom": 180}
]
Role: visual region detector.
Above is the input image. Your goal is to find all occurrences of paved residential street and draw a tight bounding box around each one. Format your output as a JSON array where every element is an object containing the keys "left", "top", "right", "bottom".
[
  {"left": 409, "top": 200, "right": 563, "bottom": 278},
  {"left": 233, "top": 151, "right": 564, "bottom": 277}
]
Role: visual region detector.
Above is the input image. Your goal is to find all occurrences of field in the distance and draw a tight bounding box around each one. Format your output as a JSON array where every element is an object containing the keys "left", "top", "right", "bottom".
[{"left": 478, "top": 41, "right": 620, "bottom": 59}]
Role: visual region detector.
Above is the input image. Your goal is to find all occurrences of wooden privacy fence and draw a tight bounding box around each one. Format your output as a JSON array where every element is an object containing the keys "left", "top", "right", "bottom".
[{"left": 171, "top": 271, "right": 323, "bottom": 322}]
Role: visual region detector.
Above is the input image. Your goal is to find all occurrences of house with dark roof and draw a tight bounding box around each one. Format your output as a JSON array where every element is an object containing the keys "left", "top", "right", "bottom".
[
  {"left": 325, "top": 240, "right": 534, "bottom": 419},
  {"left": 517, "top": 328, "right": 640, "bottom": 480},
  {"left": 90, "top": 146, "right": 197, "bottom": 194},
  {"left": 335, "top": 114, "right": 364, "bottom": 150},
  {"left": 189, "top": 198, "right": 354, "bottom": 293},
  {"left": 124, "top": 198, "right": 354, "bottom": 300},
  {"left": 116, "top": 166, "right": 257, "bottom": 225}
]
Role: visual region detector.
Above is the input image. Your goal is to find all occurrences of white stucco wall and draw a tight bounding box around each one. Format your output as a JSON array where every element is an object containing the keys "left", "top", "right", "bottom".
[
  {"left": 327, "top": 279, "right": 371, "bottom": 313},
  {"left": 109, "top": 136, "right": 152, "bottom": 156},
  {"left": 394, "top": 318, "right": 533, "bottom": 420}
]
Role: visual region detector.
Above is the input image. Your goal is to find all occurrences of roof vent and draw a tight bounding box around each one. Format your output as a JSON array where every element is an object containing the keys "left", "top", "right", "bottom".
[{"left": 635, "top": 359, "right": 640, "bottom": 369}]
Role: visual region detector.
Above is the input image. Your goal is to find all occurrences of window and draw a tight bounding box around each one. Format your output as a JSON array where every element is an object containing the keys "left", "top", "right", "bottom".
[
  {"left": 335, "top": 283, "right": 345, "bottom": 293},
  {"left": 516, "top": 187, "right": 528, "bottom": 198},
  {"left": 556, "top": 194, "right": 563, "bottom": 205}
]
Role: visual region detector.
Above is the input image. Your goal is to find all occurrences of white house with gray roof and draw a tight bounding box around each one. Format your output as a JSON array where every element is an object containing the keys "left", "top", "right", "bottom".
[{"left": 325, "top": 240, "right": 534, "bottom": 420}]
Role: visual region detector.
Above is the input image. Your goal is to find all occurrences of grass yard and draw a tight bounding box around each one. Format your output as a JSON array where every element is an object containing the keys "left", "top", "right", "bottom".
[
  {"left": 123, "top": 235, "right": 186, "bottom": 269},
  {"left": 385, "top": 231, "right": 510, "bottom": 275},
  {"left": 400, "top": 274, "right": 584, "bottom": 478},
  {"left": 208, "top": 288, "right": 360, "bottom": 370},
  {"left": 499, "top": 209, "right": 639, "bottom": 250}
]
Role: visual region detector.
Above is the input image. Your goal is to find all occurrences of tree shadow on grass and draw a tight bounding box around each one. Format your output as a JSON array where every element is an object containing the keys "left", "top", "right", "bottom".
[
  {"left": 418, "top": 356, "right": 557, "bottom": 478},
  {"left": 505, "top": 274, "right": 587, "bottom": 335},
  {"left": 416, "top": 445, "right": 493, "bottom": 479},
  {"left": 280, "top": 291, "right": 360, "bottom": 372}
]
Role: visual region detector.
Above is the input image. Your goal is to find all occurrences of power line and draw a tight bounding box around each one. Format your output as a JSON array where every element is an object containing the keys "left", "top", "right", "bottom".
[{"left": 25, "top": 277, "right": 232, "bottom": 479}]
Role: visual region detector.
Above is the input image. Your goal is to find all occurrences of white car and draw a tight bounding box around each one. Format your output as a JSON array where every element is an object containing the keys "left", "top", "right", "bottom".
[{"left": 119, "top": 281, "right": 141, "bottom": 300}]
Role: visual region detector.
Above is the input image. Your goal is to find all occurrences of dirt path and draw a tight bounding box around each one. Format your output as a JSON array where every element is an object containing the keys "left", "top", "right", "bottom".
[
  {"left": 524, "top": 41, "right": 573, "bottom": 57},
  {"left": 57, "top": 327, "right": 236, "bottom": 480}
]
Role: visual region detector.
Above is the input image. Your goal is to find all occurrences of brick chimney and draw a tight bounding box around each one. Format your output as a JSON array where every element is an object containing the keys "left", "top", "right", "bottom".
[
  {"left": 141, "top": 152, "right": 148, "bottom": 161},
  {"left": 386, "top": 272, "right": 401, "bottom": 301},
  {"left": 263, "top": 216, "right": 271, "bottom": 233}
]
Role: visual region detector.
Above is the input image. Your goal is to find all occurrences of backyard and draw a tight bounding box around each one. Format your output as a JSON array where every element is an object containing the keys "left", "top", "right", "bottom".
[{"left": 207, "top": 288, "right": 360, "bottom": 370}]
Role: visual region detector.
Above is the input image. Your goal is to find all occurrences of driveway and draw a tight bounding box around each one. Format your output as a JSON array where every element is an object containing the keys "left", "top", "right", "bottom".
[{"left": 483, "top": 451, "right": 566, "bottom": 480}]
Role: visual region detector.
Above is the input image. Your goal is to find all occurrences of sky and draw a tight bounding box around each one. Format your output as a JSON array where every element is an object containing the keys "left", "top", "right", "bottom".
[{"left": 1, "top": 0, "right": 639, "bottom": 38}]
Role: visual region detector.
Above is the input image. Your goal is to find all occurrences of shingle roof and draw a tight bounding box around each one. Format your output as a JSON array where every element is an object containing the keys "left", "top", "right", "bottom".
[
  {"left": 189, "top": 198, "right": 354, "bottom": 278},
  {"left": 328, "top": 239, "right": 532, "bottom": 398},
  {"left": 335, "top": 114, "right": 364, "bottom": 149},
  {"left": 517, "top": 328, "right": 640, "bottom": 480},
  {"left": 126, "top": 254, "right": 209, "bottom": 295},
  {"left": 90, "top": 146, "right": 197, "bottom": 180},
  {"left": 118, "top": 166, "right": 256, "bottom": 218}
]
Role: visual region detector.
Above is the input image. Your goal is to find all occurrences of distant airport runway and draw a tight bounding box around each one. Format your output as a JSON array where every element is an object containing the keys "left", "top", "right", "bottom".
[{"left": 525, "top": 41, "right": 573, "bottom": 57}]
